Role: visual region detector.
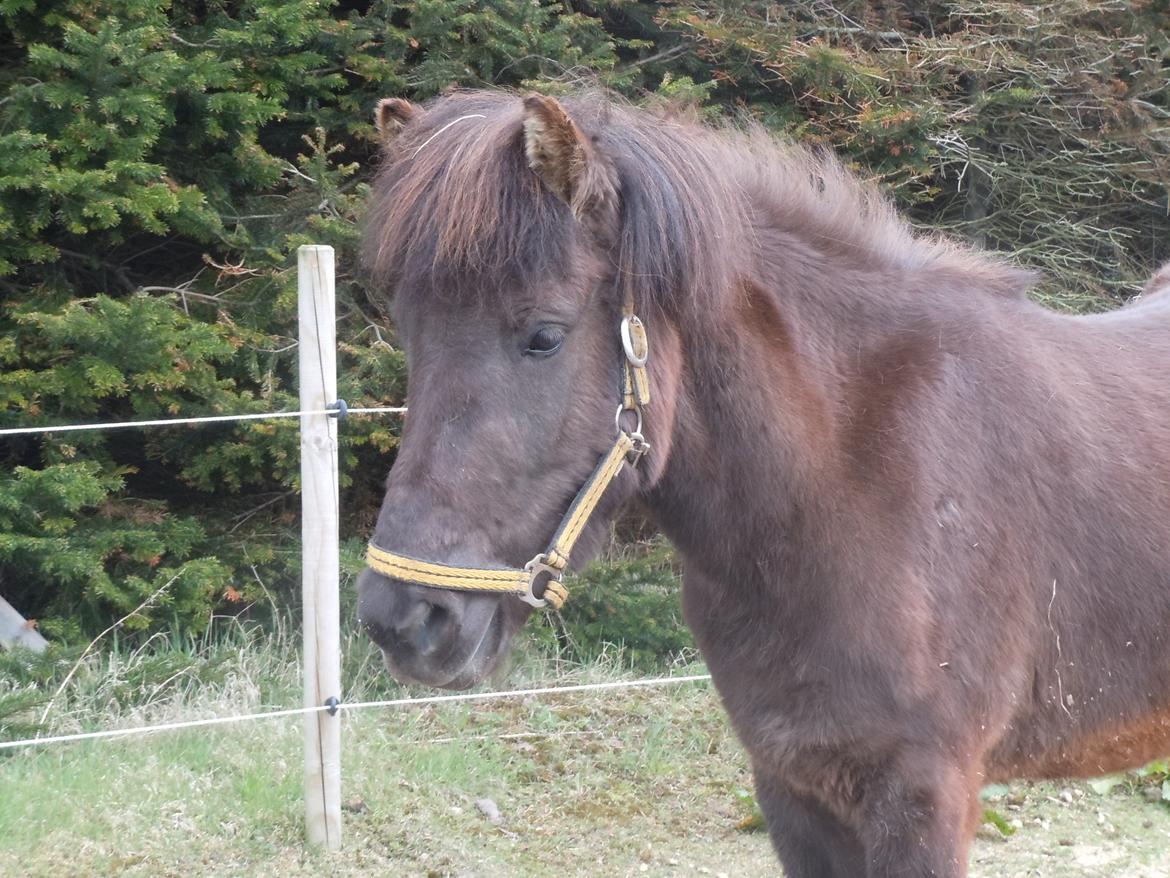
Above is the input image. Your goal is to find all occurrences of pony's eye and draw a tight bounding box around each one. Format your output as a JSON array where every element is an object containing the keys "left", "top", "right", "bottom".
[{"left": 524, "top": 326, "right": 565, "bottom": 357}]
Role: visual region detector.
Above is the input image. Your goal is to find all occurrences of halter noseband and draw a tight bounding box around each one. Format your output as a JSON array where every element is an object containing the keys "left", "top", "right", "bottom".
[{"left": 365, "top": 300, "right": 652, "bottom": 610}]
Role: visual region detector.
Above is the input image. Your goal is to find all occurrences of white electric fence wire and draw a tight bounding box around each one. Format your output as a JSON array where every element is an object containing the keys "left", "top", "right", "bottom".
[
  {"left": 0, "top": 674, "right": 712, "bottom": 751},
  {"left": 0, "top": 407, "right": 406, "bottom": 437}
]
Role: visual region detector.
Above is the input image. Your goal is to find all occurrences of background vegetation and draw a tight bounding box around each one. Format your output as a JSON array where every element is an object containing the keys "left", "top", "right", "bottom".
[{"left": 1, "top": 0, "right": 1168, "bottom": 658}]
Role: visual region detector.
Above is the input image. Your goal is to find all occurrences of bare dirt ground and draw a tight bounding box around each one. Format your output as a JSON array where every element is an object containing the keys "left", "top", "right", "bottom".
[{"left": 2, "top": 673, "right": 1167, "bottom": 877}]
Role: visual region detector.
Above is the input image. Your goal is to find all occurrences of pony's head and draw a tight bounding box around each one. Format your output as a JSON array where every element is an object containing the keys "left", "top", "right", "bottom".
[{"left": 356, "top": 91, "right": 736, "bottom": 688}]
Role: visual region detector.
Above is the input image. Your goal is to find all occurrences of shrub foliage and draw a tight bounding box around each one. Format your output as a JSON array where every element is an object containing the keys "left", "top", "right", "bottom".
[{"left": 1, "top": 1, "right": 1167, "bottom": 648}]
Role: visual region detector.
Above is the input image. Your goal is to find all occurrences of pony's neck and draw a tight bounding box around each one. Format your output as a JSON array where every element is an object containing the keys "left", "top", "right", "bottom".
[
  {"left": 643, "top": 258, "right": 928, "bottom": 609},
  {"left": 646, "top": 292, "right": 829, "bottom": 572}
]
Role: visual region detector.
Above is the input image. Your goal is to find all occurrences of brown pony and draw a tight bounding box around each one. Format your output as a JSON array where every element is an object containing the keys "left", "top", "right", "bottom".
[{"left": 356, "top": 89, "right": 1170, "bottom": 877}]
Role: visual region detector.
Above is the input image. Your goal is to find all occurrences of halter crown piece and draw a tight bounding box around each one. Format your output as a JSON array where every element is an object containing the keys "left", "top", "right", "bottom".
[{"left": 365, "top": 299, "right": 651, "bottom": 609}]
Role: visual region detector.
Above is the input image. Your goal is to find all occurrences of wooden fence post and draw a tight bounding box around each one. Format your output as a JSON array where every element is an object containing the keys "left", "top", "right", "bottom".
[{"left": 298, "top": 244, "right": 342, "bottom": 849}]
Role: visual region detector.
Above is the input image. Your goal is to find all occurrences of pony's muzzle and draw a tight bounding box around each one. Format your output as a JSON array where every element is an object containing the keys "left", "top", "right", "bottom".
[
  {"left": 356, "top": 566, "right": 503, "bottom": 688},
  {"left": 357, "top": 568, "right": 457, "bottom": 659}
]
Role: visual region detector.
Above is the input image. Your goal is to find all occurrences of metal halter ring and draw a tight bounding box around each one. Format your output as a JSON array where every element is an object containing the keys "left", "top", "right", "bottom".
[
  {"left": 615, "top": 403, "right": 643, "bottom": 437},
  {"left": 620, "top": 315, "right": 649, "bottom": 367},
  {"left": 522, "top": 553, "right": 561, "bottom": 608}
]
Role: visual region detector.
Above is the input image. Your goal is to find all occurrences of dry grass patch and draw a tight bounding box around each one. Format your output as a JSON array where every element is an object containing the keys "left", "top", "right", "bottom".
[{"left": 2, "top": 633, "right": 1168, "bottom": 877}]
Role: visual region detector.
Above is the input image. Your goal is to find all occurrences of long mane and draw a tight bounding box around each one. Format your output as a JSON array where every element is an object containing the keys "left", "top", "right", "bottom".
[{"left": 363, "top": 90, "right": 1030, "bottom": 312}]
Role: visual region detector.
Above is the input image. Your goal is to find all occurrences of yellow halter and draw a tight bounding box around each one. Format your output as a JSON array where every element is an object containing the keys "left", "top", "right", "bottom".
[{"left": 365, "top": 301, "right": 651, "bottom": 610}]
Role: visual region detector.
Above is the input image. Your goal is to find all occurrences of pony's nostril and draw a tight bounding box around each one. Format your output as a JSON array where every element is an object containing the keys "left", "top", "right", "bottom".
[
  {"left": 379, "top": 596, "right": 454, "bottom": 656},
  {"left": 416, "top": 603, "right": 452, "bottom": 654}
]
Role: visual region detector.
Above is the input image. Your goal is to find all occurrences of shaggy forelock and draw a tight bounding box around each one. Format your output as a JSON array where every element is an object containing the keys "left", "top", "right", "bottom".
[{"left": 361, "top": 89, "right": 1030, "bottom": 312}]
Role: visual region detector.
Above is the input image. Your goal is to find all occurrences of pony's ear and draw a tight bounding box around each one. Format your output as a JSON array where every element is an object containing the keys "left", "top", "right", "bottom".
[
  {"left": 1142, "top": 262, "right": 1170, "bottom": 299},
  {"left": 375, "top": 98, "right": 420, "bottom": 144},
  {"left": 522, "top": 93, "right": 618, "bottom": 235}
]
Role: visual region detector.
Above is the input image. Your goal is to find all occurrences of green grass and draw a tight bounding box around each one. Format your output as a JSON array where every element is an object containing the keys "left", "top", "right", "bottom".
[
  {"left": 0, "top": 640, "right": 758, "bottom": 878},
  {"left": 2, "top": 628, "right": 1169, "bottom": 877}
]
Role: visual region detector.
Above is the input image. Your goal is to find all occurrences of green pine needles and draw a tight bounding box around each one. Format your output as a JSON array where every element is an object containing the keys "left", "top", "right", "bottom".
[{"left": 1, "top": 1, "right": 1168, "bottom": 646}]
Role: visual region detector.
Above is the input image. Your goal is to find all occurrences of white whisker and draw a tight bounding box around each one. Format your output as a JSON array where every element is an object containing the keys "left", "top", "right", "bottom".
[{"left": 412, "top": 114, "right": 487, "bottom": 158}]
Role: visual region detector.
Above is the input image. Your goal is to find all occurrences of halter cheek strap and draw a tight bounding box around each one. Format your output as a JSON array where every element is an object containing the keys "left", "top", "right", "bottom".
[{"left": 365, "top": 301, "right": 651, "bottom": 610}]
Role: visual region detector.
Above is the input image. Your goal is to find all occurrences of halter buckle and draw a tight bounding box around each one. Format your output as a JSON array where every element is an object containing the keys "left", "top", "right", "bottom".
[
  {"left": 626, "top": 431, "right": 651, "bottom": 466},
  {"left": 522, "top": 553, "right": 562, "bottom": 608}
]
